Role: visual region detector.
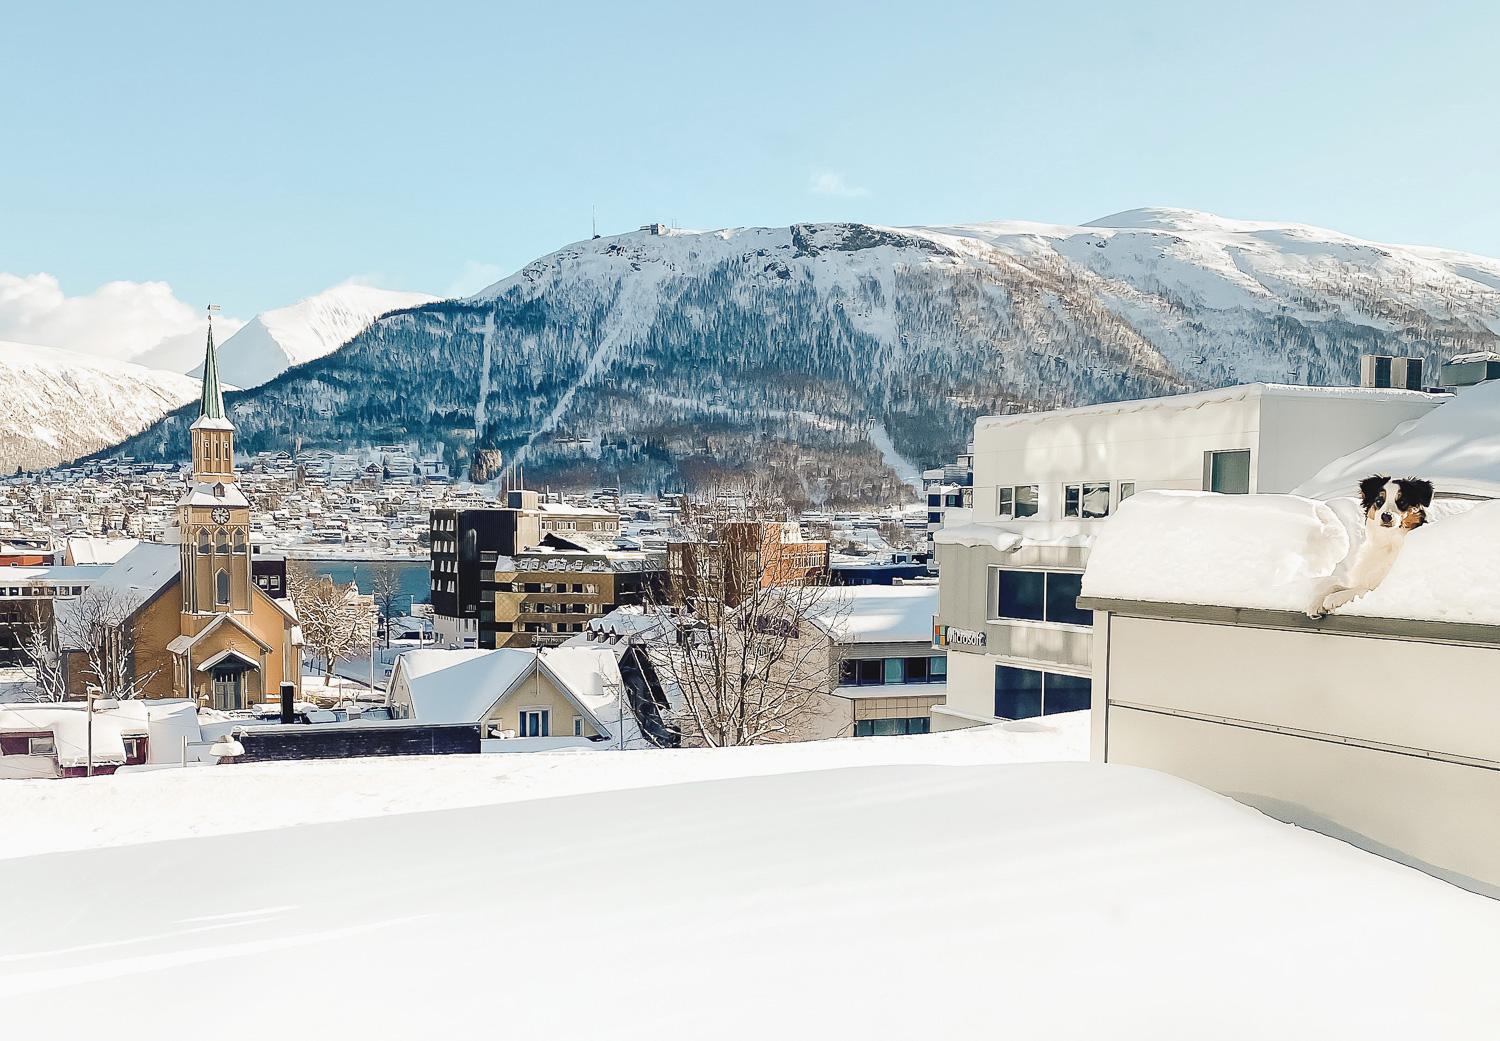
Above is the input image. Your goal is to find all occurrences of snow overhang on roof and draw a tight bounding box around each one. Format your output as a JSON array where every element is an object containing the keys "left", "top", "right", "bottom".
[{"left": 197, "top": 649, "right": 261, "bottom": 672}]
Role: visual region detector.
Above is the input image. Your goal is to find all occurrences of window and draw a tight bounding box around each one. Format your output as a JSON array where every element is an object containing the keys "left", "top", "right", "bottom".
[
  {"left": 904, "top": 657, "right": 931, "bottom": 684},
  {"left": 233, "top": 531, "right": 247, "bottom": 554},
  {"left": 994, "top": 569, "right": 1091, "bottom": 627},
  {"left": 1063, "top": 482, "right": 1111, "bottom": 518},
  {"left": 854, "top": 717, "right": 931, "bottom": 737},
  {"left": 994, "top": 665, "right": 1091, "bottom": 719},
  {"left": 883, "top": 658, "right": 905, "bottom": 684},
  {"left": 197, "top": 531, "right": 211, "bottom": 555},
  {"left": 854, "top": 659, "right": 882, "bottom": 686},
  {"left": 1119, "top": 482, "right": 1136, "bottom": 503},
  {"left": 216, "top": 530, "right": 230, "bottom": 555},
  {"left": 215, "top": 569, "right": 230, "bottom": 605},
  {"left": 1206, "top": 449, "right": 1251, "bottom": 495},
  {"left": 28, "top": 736, "right": 55, "bottom": 756},
  {"left": 996, "top": 569, "right": 1045, "bottom": 622},
  {"left": 1044, "top": 572, "right": 1090, "bottom": 627},
  {"left": 519, "top": 709, "right": 550, "bottom": 738},
  {"left": 996, "top": 485, "right": 1040, "bottom": 519},
  {"left": 573, "top": 716, "right": 583, "bottom": 737},
  {"left": 929, "top": 656, "right": 946, "bottom": 679}
]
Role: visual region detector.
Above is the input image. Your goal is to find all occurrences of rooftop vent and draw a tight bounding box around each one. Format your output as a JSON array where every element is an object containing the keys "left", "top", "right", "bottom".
[{"left": 1359, "top": 355, "right": 1424, "bottom": 391}]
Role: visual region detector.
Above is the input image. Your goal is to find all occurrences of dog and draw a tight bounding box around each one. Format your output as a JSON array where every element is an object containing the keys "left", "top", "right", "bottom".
[{"left": 1308, "top": 475, "right": 1434, "bottom": 619}]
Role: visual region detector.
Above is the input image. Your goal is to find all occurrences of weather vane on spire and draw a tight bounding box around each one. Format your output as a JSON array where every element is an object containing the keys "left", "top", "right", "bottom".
[{"left": 206, "top": 302, "right": 221, "bottom": 325}]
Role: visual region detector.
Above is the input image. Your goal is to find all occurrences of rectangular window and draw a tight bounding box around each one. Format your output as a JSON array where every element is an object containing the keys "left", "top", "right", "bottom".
[
  {"left": 883, "top": 658, "right": 905, "bottom": 684},
  {"left": 28, "top": 736, "right": 55, "bottom": 756},
  {"left": 1044, "top": 572, "right": 1091, "bottom": 627},
  {"left": 996, "top": 485, "right": 1040, "bottom": 519},
  {"left": 573, "top": 716, "right": 583, "bottom": 737},
  {"left": 929, "top": 656, "right": 946, "bottom": 679},
  {"left": 519, "top": 709, "right": 550, "bottom": 738},
  {"left": 1206, "top": 449, "right": 1251, "bottom": 495},
  {"left": 996, "top": 569, "right": 1046, "bottom": 622},
  {"left": 855, "top": 659, "right": 882, "bottom": 686},
  {"left": 903, "top": 657, "right": 930, "bottom": 684},
  {"left": 1119, "top": 482, "right": 1136, "bottom": 503},
  {"left": 995, "top": 665, "right": 1044, "bottom": 720},
  {"left": 854, "top": 717, "right": 932, "bottom": 738},
  {"left": 839, "top": 660, "right": 857, "bottom": 685},
  {"left": 994, "top": 666, "right": 1092, "bottom": 720},
  {"left": 994, "top": 569, "right": 1091, "bottom": 627},
  {"left": 1063, "top": 482, "right": 1111, "bottom": 518}
]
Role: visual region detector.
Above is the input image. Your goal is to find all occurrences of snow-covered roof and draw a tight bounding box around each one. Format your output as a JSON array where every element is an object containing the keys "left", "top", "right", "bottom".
[
  {"left": 1082, "top": 490, "right": 1500, "bottom": 626},
  {"left": 0, "top": 699, "right": 200, "bottom": 774},
  {"left": 54, "top": 543, "right": 179, "bottom": 646},
  {"left": 806, "top": 585, "right": 939, "bottom": 644},
  {"left": 65, "top": 536, "right": 140, "bottom": 565},
  {"left": 1295, "top": 379, "right": 1500, "bottom": 500},
  {"left": 179, "top": 481, "right": 250, "bottom": 508},
  {"left": 539, "top": 645, "right": 641, "bottom": 746},
  {"left": 393, "top": 649, "right": 531, "bottom": 725},
  {"left": 976, "top": 382, "right": 1437, "bottom": 432}
]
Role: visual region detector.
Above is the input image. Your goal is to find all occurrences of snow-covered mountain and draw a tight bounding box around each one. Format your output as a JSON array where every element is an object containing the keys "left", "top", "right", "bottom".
[
  {"left": 108, "top": 208, "right": 1500, "bottom": 503},
  {"left": 0, "top": 340, "right": 201, "bottom": 471},
  {"left": 205, "top": 284, "right": 438, "bottom": 390}
]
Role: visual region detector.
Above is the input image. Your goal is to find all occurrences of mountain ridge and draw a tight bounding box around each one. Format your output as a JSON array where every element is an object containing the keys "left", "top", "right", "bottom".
[{"left": 100, "top": 208, "right": 1500, "bottom": 504}]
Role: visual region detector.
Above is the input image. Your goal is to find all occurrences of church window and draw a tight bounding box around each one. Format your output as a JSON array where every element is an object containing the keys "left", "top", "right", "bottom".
[
  {"left": 233, "top": 530, "right": 248, "bottom": 554},
  {"left": 216, "top": 529, "right": 231, "bottom": 555},
  {"left": 197, "top": 531, "right": 211, "bottom": 555},
  {"left": 216, "top": 569, "right": 230, "bottom": 605}
]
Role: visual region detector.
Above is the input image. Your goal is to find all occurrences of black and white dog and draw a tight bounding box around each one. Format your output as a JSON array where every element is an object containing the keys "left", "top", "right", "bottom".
[{"left": 1308, "top": 475, "right": 1434, "bottom": 618}]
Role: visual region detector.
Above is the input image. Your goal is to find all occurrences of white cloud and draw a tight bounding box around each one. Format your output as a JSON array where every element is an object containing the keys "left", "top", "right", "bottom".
[
  {"left": 809, "top": 170, "right": 872, "bottom": 199},
  {"left": 0, "top": 272, "right": 245, "bottom": 373}
]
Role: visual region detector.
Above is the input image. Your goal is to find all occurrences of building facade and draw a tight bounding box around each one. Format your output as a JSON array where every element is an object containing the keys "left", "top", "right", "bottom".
[{"left": 932, "top": 383, "right": 1446, "bottom": 731}]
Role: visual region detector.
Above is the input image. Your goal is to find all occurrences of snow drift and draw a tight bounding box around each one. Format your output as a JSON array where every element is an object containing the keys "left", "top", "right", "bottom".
[{"left": 1082, "top": 490, "right": 1500, "bottom": 625}]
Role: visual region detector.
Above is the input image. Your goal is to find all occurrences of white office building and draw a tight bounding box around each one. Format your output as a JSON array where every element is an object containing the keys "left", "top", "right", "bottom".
[{"left": 930, "top": 381, "right": 1445, "bottom": 731}]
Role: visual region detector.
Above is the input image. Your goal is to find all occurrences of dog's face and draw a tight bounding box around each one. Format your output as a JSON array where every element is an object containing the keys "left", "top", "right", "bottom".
[{"left": 1359, "top": 475, "right": 1434, "bottom": 531}]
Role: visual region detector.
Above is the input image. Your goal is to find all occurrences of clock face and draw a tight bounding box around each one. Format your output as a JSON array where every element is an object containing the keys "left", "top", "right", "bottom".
[{"left": 210, "top": 506, "right": 231, "bottom": 525}]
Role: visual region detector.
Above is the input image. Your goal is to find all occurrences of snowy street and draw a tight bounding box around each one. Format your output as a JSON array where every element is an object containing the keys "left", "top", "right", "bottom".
[{"left": 2, "top": 724, "right": 1498, "bottom": 1039}]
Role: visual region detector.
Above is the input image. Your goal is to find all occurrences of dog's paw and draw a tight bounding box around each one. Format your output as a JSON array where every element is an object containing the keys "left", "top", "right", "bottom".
[{"left": 1320, "top": 588, "right": 1360, "bottom": 614}]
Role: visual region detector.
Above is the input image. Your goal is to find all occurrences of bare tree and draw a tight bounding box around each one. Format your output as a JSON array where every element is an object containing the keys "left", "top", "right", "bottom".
[
  {"left": 651, "top": 518, "right": 845, "bottom": 746},
  {"left": 56, "top": 586, "right": 161, "bottom": 700},
  {"left": 367, "top": 563, "right": 404, "bottom": 648},
  {"left": 13, "top": 603, "right": 67, "bottom": 703},
  {"left": 293, "top": 574, "right": 375, "bottom": 683}
]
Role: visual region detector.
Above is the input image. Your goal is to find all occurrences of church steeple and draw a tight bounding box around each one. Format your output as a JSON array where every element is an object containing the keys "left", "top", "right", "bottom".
[
  {"left": 198, "top": 307, "right": 225, "bottom": 420},
  {"left": 189, "top": 305, "right": 235, "bottom": 482}
]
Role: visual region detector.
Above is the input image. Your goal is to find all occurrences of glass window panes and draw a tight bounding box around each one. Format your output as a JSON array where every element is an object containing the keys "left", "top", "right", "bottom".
[
  {"left": 1209, "top": 450, "right": 1251, "bottom": 495},
  {"left": 929, "top": 656, "right": 946, "bottom": 678},
  {"left": 1044, "top": 673, "right": 1092, "bottom": 714},
  {"left": 854, "top": 717, "right": 931, "bottom": 738},
  {"left": 996, "top": 569, "right": 1046, "bottom": 621},
  {"left": 855, "top": 659, "right": 882, "bottom": 686},
  {"left": 884, "top": 658, "right": 905, "bottom": 684},
  {"left": 1081, "top": 483, "right": 1110, "bottom": 518},
  {"left": 904, "top": 657, "right": 930, "bottom": 683},
  {"left": 997, "top": 487, "right": 1014, "bottom": 517},
  {"left": 1045, "top": 572, "right": 1091, "bottom": 626},
  {"left": 1119, "top": 482, "right": 1136, "bottom": 502},
  {"left": 995, "top": 666, "right": 1044, "bottom": 719},
  {"left": 1064, "top": 485, "right": 1081, "bottom": 517},
  {"left": 1014, "top": 485, "right": 1039, "bottom": 517}
]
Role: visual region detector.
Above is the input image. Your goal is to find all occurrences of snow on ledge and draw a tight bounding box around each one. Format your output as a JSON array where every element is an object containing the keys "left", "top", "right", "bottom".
[
  {"left": 1082, "top": 491, "right": 1500, "bottom": 627},
  {"left": 936, "top": 520, "right": 1094, "bottom": 553}
]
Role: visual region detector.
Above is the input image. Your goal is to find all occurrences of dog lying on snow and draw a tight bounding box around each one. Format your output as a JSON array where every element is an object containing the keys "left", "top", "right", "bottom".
[{"left": 1307, "top": 475, "right": 1434, "bottom": 619}]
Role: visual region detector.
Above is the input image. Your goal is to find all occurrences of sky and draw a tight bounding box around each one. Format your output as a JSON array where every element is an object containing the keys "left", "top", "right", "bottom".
[{"left": 2, "top": 0, "right": 1497, "bottom": 367}]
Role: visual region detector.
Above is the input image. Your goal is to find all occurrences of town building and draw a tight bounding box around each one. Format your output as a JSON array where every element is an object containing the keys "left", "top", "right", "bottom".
[
  {"left": 0, "top": 699, "right": 201, "bottom": 779},
  {"left": 387, "top": 644, "right": 644, "bottom": 750},
  {"left": 486, "top": 534, "right": 663, "bottom": 648},
  {"left": 921, "top": 443, "right": 973, "bottom": 565},
  {"left": 666, "top": 521, "right": 828, "bottom": 606},
  {"left": 429, "top": 490, "right": 621, "bottom": 647},
  {"left": 931, "top": 381, "right": 1446, "bottom": 731}
]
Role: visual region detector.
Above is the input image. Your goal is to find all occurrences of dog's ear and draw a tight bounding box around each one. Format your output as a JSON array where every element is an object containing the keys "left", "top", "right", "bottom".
[
  {"left": 1358, "top": 475, "right": 1388, "bottom": 509},
  {"left": 1400, "top": 478, "right": 1434, "bottom": 508}
]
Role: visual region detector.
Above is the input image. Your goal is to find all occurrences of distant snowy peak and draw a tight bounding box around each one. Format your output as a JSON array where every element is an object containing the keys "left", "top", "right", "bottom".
[
  {"left": 0, "top": 340, "right": 200, "bottom": 471},
  {"left": 212, "top": 284, "right": 438, "bottom": 389}
]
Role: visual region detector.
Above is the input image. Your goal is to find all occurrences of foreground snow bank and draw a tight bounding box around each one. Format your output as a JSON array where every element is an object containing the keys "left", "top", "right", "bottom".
[
  {"left": 1083, "top": 490, "right": 1500, "bottom": 625},
  {"left": 1, "top": 757, "right": 1496, "bottom": 1039},
  {"left": 0, "top": 715, "right": 1086, "bottom": 860}
]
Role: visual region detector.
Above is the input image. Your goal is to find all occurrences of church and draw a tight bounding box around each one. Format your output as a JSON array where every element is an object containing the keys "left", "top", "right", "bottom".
[{"left": 59, "top": 317, "right": 303, "bottom": 709}]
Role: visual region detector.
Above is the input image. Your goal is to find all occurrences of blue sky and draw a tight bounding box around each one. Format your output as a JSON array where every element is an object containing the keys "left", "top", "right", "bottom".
[{"left": 2, "top": 0, "right": 1497, "bottom": 338}]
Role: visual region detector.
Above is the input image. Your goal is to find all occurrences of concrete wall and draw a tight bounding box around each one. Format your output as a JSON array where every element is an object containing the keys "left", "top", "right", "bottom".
[
  {"left": 1255, "top": 392, "right": 1443, "bottom": 494},
  {"left": 1090, "top": 603, "right": 1500, "bottom": 895}
]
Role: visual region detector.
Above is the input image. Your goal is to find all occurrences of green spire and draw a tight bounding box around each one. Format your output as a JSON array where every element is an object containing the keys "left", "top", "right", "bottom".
[{"left": 199, "top": 312, "right": 224, "bottom": 419}]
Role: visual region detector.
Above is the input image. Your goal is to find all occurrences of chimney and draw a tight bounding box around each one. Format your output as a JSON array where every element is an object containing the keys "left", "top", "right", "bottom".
[{"left": 279, "top": 682, "right": 296, "bottom": 724}]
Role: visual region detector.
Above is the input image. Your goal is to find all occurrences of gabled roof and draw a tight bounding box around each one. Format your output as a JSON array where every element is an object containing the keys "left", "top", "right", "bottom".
[{"left": 166, "top": 612, "right": 272, "bottom": 656}]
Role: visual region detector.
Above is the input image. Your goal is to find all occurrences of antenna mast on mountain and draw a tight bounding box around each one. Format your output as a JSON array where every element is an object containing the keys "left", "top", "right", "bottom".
[{"left": 592, "top": 205, "right": 599, "bottom": 240}]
